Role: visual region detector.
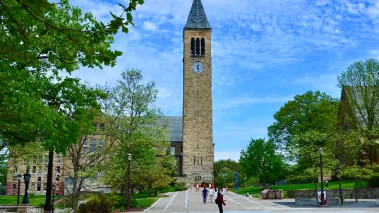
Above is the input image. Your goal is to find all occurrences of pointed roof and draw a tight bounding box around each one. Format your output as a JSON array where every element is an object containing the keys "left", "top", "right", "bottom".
[{"left": 184, "top": 0, "right": 211, "bottom": 29}]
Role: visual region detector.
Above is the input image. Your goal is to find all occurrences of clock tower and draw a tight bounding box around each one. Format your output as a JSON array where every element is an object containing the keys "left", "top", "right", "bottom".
[{"left": 182, "top": 0, "right": 214, "bottom": 183}]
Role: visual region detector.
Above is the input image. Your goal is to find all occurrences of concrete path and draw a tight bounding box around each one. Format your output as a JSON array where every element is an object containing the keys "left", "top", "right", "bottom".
[{"left": 144, "top": 190, "right": 378, "bottom": 213}]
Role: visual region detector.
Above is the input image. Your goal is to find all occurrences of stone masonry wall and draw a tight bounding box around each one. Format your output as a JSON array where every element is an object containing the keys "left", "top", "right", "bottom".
[
  {"left": 182, "top": 29, "right": 214, "bottom": 183},
  {"left": 288, "top": 188, "right": 379, "bottom": 199}
]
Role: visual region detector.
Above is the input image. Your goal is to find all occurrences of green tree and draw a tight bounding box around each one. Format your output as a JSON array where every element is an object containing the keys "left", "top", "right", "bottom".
[
  {"left": 267, "top": 91, "right": 339, "bottom": 160},
  {"left": 214, "top": 159, "right": 239, "bottom": 187},
  {"left": 337, "top": 58, "right": 379, "bottom": 167},
  {"left": 294, "top": 130, "right": 337, "bottom": 200},
  {"left": 1, "top": 0, "right": 144, "bottom": 209},
  {"left": 240, "top": 138, "right": 285, "bottom": 185},
  {"left": 100, "top": 69, "right": 170, "bottom": 204}
]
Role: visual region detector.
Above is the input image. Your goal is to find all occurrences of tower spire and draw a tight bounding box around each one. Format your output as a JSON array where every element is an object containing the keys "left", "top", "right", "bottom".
[{"left": 184, "top": 0, "right": 211, "bottom": 29}]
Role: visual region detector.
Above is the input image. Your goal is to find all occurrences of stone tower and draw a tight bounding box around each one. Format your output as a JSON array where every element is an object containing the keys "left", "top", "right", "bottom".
[{"left": 182, "top": 0, "right": 214, "bottom": 183}]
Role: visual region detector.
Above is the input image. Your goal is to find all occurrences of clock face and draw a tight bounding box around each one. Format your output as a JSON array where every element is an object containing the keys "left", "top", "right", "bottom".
[{"left": 192, "top": 61, "right": 204, "bottom": 74}]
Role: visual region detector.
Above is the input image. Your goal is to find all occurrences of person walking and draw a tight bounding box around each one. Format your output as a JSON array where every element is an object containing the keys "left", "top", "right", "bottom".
[
  {"left": 202, "top": 186, "right": 208, "bottom": 204},
  {"left": 225, "top": 185, "right": 229, "bottom": 194},
  {"left": 209, "top": 187, "right": 214, "bottom": 203},
  {"left": 216, "top": 188, "right": 226, "bottom": 213},
  {"left": 196, "top": 183, "right": 199, "bottom": 192}
]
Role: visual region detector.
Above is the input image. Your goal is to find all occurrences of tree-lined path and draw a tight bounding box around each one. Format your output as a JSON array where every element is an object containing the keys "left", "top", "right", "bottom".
[
  {"left": 144, "top": 190, "right": 377, "bottom": 213},
  {"left": 146, "top": 190, "right": 289, "bottom": 212}
]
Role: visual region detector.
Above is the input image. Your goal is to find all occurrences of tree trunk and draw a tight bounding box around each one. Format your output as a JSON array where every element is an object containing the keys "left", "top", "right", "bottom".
[
  {"left": 338, "top": 177, "right": 343, "bottom": 204},
  {"left": 72, "top": 175, "right": 79, "bottom": 213},
  {"left": 44, "top": 151, "right": 54, "bottom": 211},
  {"left": 354, "top": 177, "right": 358, "bottom": 202}
]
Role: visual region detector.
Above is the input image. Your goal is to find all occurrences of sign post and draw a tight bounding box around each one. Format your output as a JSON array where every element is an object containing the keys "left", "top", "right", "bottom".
[{"left": 235, "top": 171, "right": 239, "bottom": 192}]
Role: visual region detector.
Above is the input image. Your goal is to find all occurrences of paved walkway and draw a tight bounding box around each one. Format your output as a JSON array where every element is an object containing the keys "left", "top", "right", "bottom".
[{"left": 143, "top": 190, "right": 378, "bottom": 213}]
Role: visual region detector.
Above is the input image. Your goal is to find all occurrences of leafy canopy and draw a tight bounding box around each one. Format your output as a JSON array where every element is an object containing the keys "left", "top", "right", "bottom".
[{"left": 267, "top": 91, "right": 339, "bottom": 159}]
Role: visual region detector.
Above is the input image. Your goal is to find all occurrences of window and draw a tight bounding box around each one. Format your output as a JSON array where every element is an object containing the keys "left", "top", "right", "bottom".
[
  {"left": 37, "top": 183, "right": 41, "bottom": 191},
  {"left": 57, "top": 155, "right": 61, "bottom": 164},
  {"left": 45, "top": 155, "right": 49, "bottom": 164},
  {"left": 90, "top": 140, "right": 96, "bottom": 152},
  {"left": 32, "top": 166, "right": 36, "bottom": 174},
  {"left": 26, "top": 159, "right": 30, "bottom": 165},
  {"left": 83, "top": 140, "right": 87, "bottom": 152},
  {"left": 56, "top": 175, "right": 60, "bottom": 182},
  {"left": 195, "top": 38, "right": 200, "bottom": 55},
  {"left": 193, "top": 156, "right": 196, "bottom": 165},
  {"left": 44, "top": 166, "right": 48, "bottom": 174},
  {"left": 38, "top": 177, "right": 41, "bottom": 182},
  {"left": 201, "top": 157, "right": 203, "bottom": 165},
  {"left": 195, "top": 176, "right": 202, "bottom": 182},
  {"left": 98, "top": 140, "right": 103, "bottom": 151},
  {"left": 13, "top": 175, "right": 17, "bottom": 182},
  {"left": 13, "top": 184, "right": 16, "bottom": 190},
  {"left": 56, "top": 166, "right": 60, "bottom": 174},
  {"left": 39, "top": 156, "right": 43, "bottom": 164},
  {"left": 38, "top": 167, "right": 42, "bottom": 174},
  {"left": 13, "top": 166, "right": 17, "bottom": 174},
  {"left": 100, "top": 124, "right": 105, "bottom": 131},
  {"left": 201, "top": 38, "right": 205, "bottom": 55},
  {"left": 33, "top": 157, "right": 37, "bottom": 164},
  {"left": 170, "top": 147, "right": 176, "bottom": 155},
  {"left": 191, "top": 38, "right": 195, "bottom": 55},
  {"left": 162, "top": 147, "right": 168, "bottom": 154}
]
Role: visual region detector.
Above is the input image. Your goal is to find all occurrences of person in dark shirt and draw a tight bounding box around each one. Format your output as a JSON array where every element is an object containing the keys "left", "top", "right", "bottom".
[
  {"left": 216, "top": 188, "right": 226, "bottom": 213},
  {"left": 202, "top": 186, "right": 208, "bottom": 203}
]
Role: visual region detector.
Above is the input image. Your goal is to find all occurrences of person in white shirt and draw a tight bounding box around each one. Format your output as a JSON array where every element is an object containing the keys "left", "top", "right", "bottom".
[{"left": 209, "top": 187, "right": 214, "bottom": 203}]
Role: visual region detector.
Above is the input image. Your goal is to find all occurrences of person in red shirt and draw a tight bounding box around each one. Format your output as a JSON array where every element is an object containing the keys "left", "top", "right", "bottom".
[{"left": 216, "top": 188, "right": 226, "bottom": 213}]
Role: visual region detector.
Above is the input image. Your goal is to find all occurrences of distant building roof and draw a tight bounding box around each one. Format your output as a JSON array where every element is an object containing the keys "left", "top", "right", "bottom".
[
  {"left": 184, "top": 0, "right": 211, "bottom": 29},
  {"left": 158, "top": 116, "right": 183, "bottom": 142}
]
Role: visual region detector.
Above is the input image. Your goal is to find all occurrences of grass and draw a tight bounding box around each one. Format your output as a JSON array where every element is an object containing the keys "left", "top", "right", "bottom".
[
  {"left": 230, "top": 180, "right": 369, "bottom": 198},
  {"left": 0, "top": 195, "right": 55, "bottom": 207},
  {"left": 135, "top": 197, "right": 159, "bottom": 208}
]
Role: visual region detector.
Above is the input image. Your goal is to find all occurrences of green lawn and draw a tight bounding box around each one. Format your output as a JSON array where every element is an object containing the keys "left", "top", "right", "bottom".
[
  {"left": 0, "top": 195, "right": 53, "bottom": 207},
  {"left": 230, "top": 180, "right": 368, "bottom": 198},
  {"left": 135, "top": 197, "right": 159, "bottom": 208}
]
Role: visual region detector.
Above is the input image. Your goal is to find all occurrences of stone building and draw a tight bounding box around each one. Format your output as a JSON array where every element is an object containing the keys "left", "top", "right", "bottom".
[
  {"left": 6, "top": 152, "right": 65, "bottom": 196},
  {"left": 5, "top": 0, "right": 214, "bottom": 195},
  {"left": 337, "top": 87, "right": 379, "bottom": 164}
]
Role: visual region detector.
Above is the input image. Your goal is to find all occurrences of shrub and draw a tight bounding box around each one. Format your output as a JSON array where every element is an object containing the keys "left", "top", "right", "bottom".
[
  {"left": 78, "top": 193, "right": 113, "bottom": 213},
  {"left": 119, "top": 206, "right": 125, "bottom": 211}
]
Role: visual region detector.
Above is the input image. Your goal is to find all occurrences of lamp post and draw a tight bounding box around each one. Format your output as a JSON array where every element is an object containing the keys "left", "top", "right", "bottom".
[
  {"left": 126, "top": 153, "right": 132, "bottom": 210},
  {"left": 17, "top": 174, "right": 22, "bottom": 205},
  {"left": 22, "top": 169, "right": 31, "bottom": 204},
  {"left": 319, "top": 148, "right": 326, "bottom": 206},
  {"left": 52, "top": 185, "right": 55, "bottom": 213}
]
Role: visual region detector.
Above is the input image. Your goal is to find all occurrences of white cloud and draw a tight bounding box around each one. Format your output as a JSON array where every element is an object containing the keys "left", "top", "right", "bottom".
[
  {"left": 143, "top": 21, "right": 158, "bottom": 31},
  {"left": 215, "top": 95, "right": 293, "bottom": 110},
  {"left": 215, "top": 151, "right": 241, "bottom": 161}
]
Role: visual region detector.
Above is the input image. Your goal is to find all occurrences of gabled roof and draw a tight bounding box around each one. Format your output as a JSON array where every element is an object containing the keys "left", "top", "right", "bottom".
[
  {"left": 184, "top": 0, "right": 211, "bottom": 29},
  {"left": 157, "top": 116, "right": 183, "bottom": 142}
]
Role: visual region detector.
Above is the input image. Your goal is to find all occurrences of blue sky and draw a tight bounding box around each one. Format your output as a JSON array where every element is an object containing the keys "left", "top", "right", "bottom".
[{"left": 70, "top": 0, "right": 379, "bottom": 161}]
